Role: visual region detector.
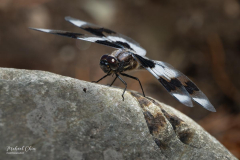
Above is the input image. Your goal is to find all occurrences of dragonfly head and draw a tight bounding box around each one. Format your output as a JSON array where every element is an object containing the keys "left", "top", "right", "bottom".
[{"left": 100, "top": 54, "right": 119, "bottom": 73}]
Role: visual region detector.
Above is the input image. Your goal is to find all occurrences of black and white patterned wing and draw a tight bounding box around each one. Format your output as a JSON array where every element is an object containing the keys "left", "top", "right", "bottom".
[
  {"left": 155, "top": 61, "right": 216, "bottom": 112},
  {"left": 29, "top": 28, "right": 124, "bottom": 49},
  {"left": 133, "top": 54, "right": 216, "bottom": 112},
  {"left": 65, "top": 17, "right": 147, "bottom": 56},
  {"left": 133, "top": 54, "right": 193, "bottom": 108}
]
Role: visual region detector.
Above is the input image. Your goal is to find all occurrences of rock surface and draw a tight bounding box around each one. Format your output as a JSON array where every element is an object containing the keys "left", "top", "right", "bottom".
[{"left": 0, "top": 68, "right": 237, "bottom": 160}]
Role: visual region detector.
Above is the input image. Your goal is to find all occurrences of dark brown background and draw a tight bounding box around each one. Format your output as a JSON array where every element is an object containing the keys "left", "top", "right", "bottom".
[{"left": 1, "top": 0, "right": 240, "bottom": 157}]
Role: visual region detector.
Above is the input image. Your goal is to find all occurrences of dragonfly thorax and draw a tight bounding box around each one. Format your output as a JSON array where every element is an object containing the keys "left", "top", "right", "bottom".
[{"left": 99, "top": 49, "right": 139, "bottom": 73}]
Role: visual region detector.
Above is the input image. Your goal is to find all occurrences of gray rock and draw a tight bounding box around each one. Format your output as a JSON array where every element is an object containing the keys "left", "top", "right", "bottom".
[{"left": 0, "top": 68, "right": 237, "bottom": 160}]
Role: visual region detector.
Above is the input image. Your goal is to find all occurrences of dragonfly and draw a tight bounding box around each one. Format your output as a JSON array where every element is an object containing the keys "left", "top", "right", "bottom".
[{"left": 30, "top": 17, "right": 216, "bottom": 112}]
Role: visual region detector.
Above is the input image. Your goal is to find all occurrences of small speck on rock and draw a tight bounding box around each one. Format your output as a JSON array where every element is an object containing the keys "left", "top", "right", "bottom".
[{"left": 83, "top": 88, "right": 87, "bottom": 93}]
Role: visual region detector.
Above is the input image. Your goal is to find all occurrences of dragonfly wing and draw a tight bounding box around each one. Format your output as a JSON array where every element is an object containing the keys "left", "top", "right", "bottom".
[{"left": 65, "top": 16, "right": 147, "bottom": 56}]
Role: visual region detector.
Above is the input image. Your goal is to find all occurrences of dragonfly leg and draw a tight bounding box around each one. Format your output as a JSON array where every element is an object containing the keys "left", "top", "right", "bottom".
[
  {"left": 116, "top": 74, "right": 127, "bottom": 101},
  {"left": 120, "top": 73, "right": 145, "bottom": 97}
]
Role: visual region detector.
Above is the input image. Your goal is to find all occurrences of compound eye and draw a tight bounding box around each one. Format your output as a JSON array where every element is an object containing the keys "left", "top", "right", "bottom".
[
  {"left": 107, "top": 56, "right": 117, "bottom": 64},
  {"left": 106, "top": 56, "right": 118, "bottom": 70},
  {"left": 100, "top": 55, "right": 108, "bottom": 60}
]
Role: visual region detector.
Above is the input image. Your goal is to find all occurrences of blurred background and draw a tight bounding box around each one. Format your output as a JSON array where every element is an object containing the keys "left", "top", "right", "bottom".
[{"left": 0, "top": 0, "right": 240, "bottom": 157}]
